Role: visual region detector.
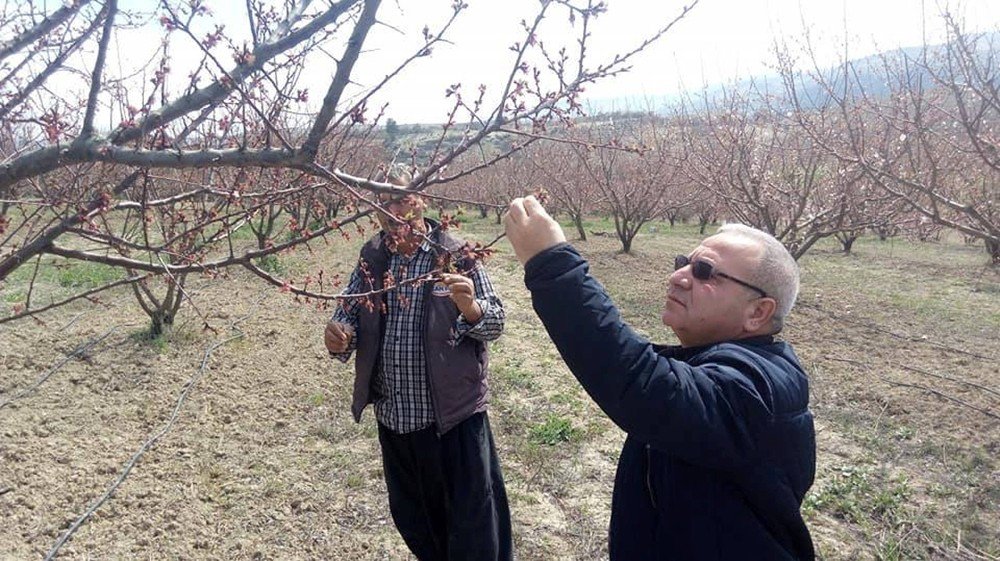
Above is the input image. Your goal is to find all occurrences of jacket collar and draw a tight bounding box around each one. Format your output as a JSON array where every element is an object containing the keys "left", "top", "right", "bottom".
[{"left": 654, "top": 334, "right": 776, "bottom": 359}]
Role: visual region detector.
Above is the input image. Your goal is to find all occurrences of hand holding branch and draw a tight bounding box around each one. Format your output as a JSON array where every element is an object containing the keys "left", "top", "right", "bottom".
[
  {"left": 324, "top": 321, "right": 355, "bottom": 353},
  {"left": 503, "top": 196, "right": 567, "bottom": 265},
  {"left": 437, "top": 273, "right": 482, "bottom": 323}
]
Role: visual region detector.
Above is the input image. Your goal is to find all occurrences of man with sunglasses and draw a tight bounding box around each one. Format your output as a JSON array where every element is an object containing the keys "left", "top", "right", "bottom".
[{"left": 503, "top": 196, "right": 815, "bottom": 560}]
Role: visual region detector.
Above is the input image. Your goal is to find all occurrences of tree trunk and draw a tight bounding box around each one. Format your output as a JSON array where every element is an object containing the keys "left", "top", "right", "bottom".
[
  {"left": 326, "top": 202, "right": 340, "bottom": 219},
  {"left": 619, "top": 226, "right": 638, "bottom": 254},
  {"left": 837, "top": 233, "right": 859, "bottom": 254},
  {"left": 620, "top": 237, "right": 632, "bottom": 253},
  {"left": 149, "top": 309, "right": 174, "bottom": 338},
  {"left": 987, "top": 238, "right": 999, "bottom": 266},
  {"left": 130, "top": 271, "right": 186, "bottom": 338},
  {"left": 573, "top": 214, "right": 587, "bottom": 241},
  {"left": 841, "top": 237, "right": 855, "bottom": 254}
]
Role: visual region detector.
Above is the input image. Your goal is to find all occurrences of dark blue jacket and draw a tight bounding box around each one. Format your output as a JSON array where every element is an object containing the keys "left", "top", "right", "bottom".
[{"left": 525, "top": 244, "right": 815, "bottom": 560}]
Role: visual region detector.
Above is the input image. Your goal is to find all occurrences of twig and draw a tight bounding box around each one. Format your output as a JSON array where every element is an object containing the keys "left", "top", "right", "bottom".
[
  {"left": 0, "top": 275, "right": 150, "bottom": 325},
  {"left": 44, "top": 327, "right": 246, "bottom": 560},
  {"left": 498, "top": 127, "right": 644, "bottom": 153},
  {"left": 0, "top": 1, "right": 96, "bottom": 61},
  {"left": 798, "top": 300, "right": 994, "bottom": 361},
  {"left": 243, "top": 259, "right": 478, "bottom": 301},
  {"left": 0, "top": 327, "right": 122, "bottom": 410},
  {"left": 826, "top": 357, "right": 999, "bottom": 421},
  {"left": 331, "top": 167, "right": 504, "bottom": 209}
]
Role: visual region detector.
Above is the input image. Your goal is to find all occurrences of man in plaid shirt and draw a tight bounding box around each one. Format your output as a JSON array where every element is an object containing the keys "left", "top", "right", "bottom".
[{"left": 324, "top": 167, "right": 510, "bottom": 561}]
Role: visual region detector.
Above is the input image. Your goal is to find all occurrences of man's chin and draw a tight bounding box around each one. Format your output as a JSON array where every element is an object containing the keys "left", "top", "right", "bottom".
[{"left": 661, "top": 309, "right": 675, "bottom": 327}]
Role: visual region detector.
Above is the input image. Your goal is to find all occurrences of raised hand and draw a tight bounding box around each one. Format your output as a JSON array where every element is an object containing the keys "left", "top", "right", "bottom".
[{"left": 503, "top": 195, "right": 567, "bottom": 265}]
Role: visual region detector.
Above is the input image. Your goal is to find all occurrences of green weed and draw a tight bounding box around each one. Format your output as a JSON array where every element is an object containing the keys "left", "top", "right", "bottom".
[
  {"left": 529, "top": 414, "right": 578, "bottom": 446},
  {"left": 310, "top": 421, "right": 337, "bottom": 442},
  {"left": 496, "top": 358, "right": 534, "bottom": 390},
  {"left": 804, "top": 466, "right": 873, "bottom": 523},
  {"left": 7, "top": 259, "right": 119, "bottom": 290},
  {"left": 130, "top": 328, "right": 170, "bottom": 352},
  {"left": 875, "top": 538, "right": 903, "bottom": 561},
  {"left": 3, "top": 288, "right": 23, "bottom": 303},
  {"left": 345, "top": 472, "right": 365, "bottom": 489},
  {"left": 256, "top": 254, "right": 285, "bottom": 275},
  {"left": 55, "top": 262, "right": 120, "bottom": 288},
  {"left": 805, "top": 467, "right": 909, "bottom": 525}
]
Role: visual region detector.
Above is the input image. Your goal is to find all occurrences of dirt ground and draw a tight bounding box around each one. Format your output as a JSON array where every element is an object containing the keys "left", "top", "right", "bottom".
[{"left": 1, "top": 219, "right": 998, "bottom": 560}]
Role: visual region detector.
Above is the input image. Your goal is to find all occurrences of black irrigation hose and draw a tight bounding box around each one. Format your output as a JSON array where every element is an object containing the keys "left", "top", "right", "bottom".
[
  {"left": 796, "top": 300, "right": 995, "bottom": 361},
  {"left": 888, "top": 361, "right": 1000, "bottom": 401},
  {"left": 0, "top": 326, "right": 123, "bottom": 411},
  {"left": 915, "top": 525, "right": 1000, "bottom": 561},
  {"left": 827, "top": 357, "right": 999, "bottom": 421},
  {"left": 43, "top": 298, "right": 262, "bottom": 560},
  {"left": 797, "top": 301, "right": 999, "bottom": 420},
  {"left": 43, "top": 330, "right": 244, "bottom": 560}
]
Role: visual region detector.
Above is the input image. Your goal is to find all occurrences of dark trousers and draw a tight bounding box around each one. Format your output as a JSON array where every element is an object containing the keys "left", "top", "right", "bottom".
[{"left": 377, "top": 412, "right": 512, "bottom": 561}]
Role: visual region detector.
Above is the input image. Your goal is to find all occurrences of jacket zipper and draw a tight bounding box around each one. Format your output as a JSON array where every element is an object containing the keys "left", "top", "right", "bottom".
[{"left": 646, "top": 444, "right": 658, "bottom": 509}]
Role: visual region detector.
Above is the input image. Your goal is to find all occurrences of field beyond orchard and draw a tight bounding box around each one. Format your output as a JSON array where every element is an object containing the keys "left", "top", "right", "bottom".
[{"left": 1, "top": 214, "right": 998, "bottom": 560}]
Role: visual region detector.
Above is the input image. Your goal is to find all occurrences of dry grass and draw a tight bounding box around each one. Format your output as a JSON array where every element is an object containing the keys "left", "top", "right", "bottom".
[{"left": 1, "top": 215, "right": 997, "bottom": 560}]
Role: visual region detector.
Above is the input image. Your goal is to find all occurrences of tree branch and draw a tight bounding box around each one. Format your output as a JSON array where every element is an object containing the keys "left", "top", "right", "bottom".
[
  {"left": 0, "top": 274, "right": 149, "bottom": 325},
  {"left": 80, "top": 0, "right": 116, "bottom": 138},
  {"left": 301, "top": 0, "right": 381, "bottom": 158},
  {"left": 0, "top": 0, "right": 95, "bottom": 63}
]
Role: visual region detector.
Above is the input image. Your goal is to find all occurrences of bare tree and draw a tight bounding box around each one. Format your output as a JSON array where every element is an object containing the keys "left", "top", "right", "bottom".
[
  {"left": 777, "top": 14, "right": 999, "bottom": 263},
  {"left": 572, "top": 112, "right": 686, "bottom": 253},
  {"left": 677, "top": 85, "right": 876, "bottom": 259},
  {"left": 0, "top": 0, "right": 700, "bottom": 328},
  {"left": 525, "top": 134, "right": 600, "bottom": 240}
]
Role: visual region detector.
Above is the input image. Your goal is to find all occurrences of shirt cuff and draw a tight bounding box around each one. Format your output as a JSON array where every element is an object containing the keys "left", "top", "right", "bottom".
[
  {"left": 454, "top": 299, "right": 491, "bottom": 337},
  {"left": 329, "top": 349, "right": 354, "bottom": 363},
  {"left": 327, "top": 312, "right": 358, "bottom": 360}
]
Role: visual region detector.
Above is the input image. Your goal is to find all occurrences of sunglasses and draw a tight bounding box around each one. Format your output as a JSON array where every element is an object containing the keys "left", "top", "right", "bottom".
[{"left": 674, "top": 254, "right": 768, "bottom": 298}]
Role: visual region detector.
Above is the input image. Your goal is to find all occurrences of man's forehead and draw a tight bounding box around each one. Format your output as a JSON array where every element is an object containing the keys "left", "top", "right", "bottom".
[{"left": 699, "top": 234, "right": 761, "bottom": 262}]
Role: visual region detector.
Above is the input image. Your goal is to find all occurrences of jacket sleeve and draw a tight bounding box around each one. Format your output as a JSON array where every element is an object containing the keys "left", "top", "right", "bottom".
[{"left": 524, "top": 244, "right": 766, "bottom": 472}]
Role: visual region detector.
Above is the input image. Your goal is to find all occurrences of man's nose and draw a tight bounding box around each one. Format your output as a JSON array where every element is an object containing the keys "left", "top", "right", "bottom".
[{"left": 669, "top": 269, "right": 692, "bottom": 290}]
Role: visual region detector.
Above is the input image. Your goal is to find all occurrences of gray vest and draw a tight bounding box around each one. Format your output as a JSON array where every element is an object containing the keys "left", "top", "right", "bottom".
[{"left": 350, "top": 221, "right": 490, "bottom": 434}]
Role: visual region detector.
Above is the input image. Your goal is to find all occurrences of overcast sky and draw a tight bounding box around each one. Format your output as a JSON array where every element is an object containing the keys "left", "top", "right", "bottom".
[
  {"left": 107, "top": 1, "right": 1000, "bottom": 125},
  {"left": 347, "top": 0, "right": 1000, "bottom": 123}
]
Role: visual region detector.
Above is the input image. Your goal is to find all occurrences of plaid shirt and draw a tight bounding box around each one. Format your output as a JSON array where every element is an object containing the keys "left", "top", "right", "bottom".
[{"left": 331, "top": 238, "right": 504, "bottom": 434}]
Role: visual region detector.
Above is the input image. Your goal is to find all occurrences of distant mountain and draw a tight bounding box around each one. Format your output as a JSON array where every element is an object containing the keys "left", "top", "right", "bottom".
[
  {"left": 581, "top": 31, "right": 999, "bottom": 115},
  {"left": 581, "top": 93, "right": 683, "bottom": 116}
]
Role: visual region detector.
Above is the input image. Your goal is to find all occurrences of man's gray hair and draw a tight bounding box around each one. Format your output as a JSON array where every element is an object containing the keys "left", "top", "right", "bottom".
[{"left": 717, "top": 223, "right": 800, "bottom": 332}]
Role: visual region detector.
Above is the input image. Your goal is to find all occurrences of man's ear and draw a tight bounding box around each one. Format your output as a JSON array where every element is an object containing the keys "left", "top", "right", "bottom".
[{"left": 744, "top": 297, "right": 777, "bottom": 333}]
